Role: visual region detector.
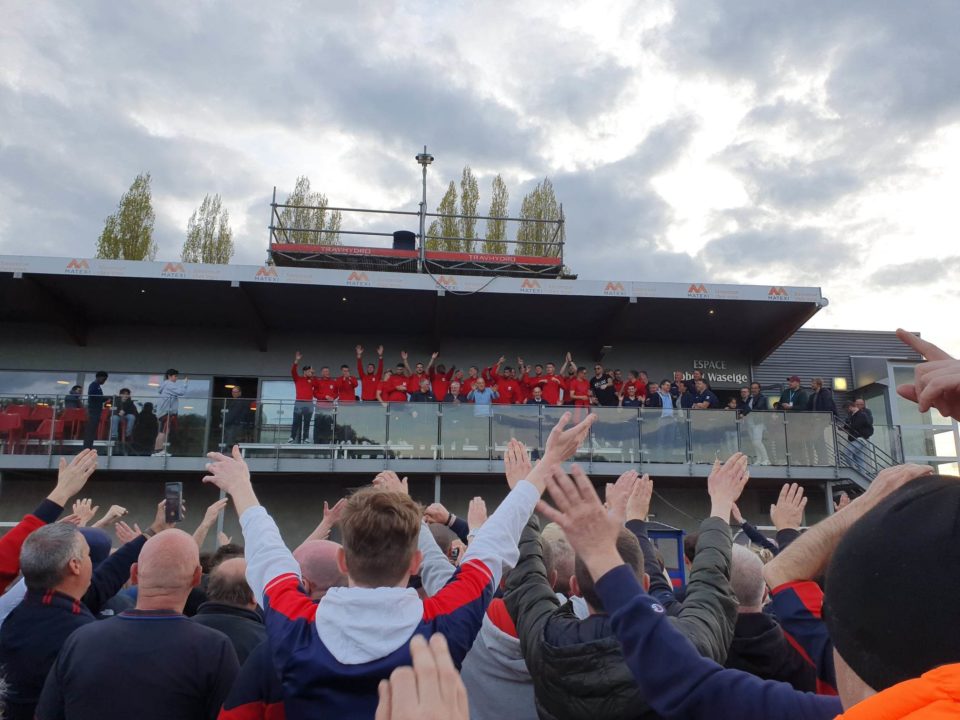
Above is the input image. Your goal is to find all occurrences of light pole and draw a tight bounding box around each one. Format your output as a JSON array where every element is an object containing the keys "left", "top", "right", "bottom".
[{"left": 415, "top": 146, "right": 434, "bottom": 273}]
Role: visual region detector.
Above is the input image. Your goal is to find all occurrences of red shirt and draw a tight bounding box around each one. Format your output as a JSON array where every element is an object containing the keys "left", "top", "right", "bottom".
[
  {"left": 357, "top": 357, "right": 383, "bottom": 401},
  {"left": 430, "top": 368, "right": 455, "bottom": 400},
  {"left": 335, "top": 375, "right": 358, "bottom": 402},
  {"left": 380, "top": 374, "right": 409, "bottom": 402},
  {"left": 540, "top": 374, "right": 565, "bottom": 405},
  {"left": 495, "top": 379, "right": 522, "bottom": 404},
  {"left": 313, "top": 378, "right": 338, "bottom": 404},
  {"left": 567, "top": 378, "right": 591, "bottom": 407},
  {"left": 409, "top": 371, "right": 430, "bottom": 394},
  {"left": 291, "top": 364, "right": 317, "bottom": 402},
  {"left": 613, "top": 380, "right": 624, "bottom": 395},
  {"left": 461, "top": 376, "right": 480, "bottom": 397},
  {"left": 624, "top": 380, "right": 647, "bottom": 399}
]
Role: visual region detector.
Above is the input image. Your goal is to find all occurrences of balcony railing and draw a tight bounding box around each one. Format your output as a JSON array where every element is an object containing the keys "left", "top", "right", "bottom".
[{"left": 0, "top": 395, "right": 849, "bottom": 470}]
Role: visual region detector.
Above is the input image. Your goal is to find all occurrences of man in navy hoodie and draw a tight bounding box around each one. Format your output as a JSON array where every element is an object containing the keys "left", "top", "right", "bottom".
[{"left": 202, "top": 411, "right": 595, "bottom": 719}]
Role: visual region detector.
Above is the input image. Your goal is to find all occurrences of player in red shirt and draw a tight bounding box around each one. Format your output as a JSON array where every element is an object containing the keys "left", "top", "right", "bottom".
[
  {"left": 494, "top": 366, "right": 523, "bottom": 405},
  {"left": 313, "top": 367, "right": 338, "bottom": 405},
  {"left": 567, "top": 366, "right": 591, "bottom": 408},
  {"left": 289, "top": 351, "right": 317, "bottom": 443},
  {"left": 335, "top": 364, "right": 358, "bottom": 403},
  {"left": 402, "top": 350, "right": 433, "bottom": 392},
  {"left": 539, "top": 361, "right": 566, "bottom": 406},
  {"left": 377, "top": 366, "right": 410, "bottom": 405},
  {"left": 481, "top": 356, "right": 505, "bottom": 385},
  {"left": 460, "top": 366, "right": 480, "bottom": 397},
  {"left": 428, "top": 352, "right": 456, "bottom": 400},
  {"left": 612, "top": 369, "right": 624, "bottom": 396},
  {"left": 356, "top": 345, "right": 384, "bottom": 401}
]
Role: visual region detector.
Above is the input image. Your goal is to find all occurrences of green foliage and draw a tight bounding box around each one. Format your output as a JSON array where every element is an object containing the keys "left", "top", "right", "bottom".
[
  {"left": 483, "top": 174, "right": 509, "bottom": 255},
  {"left": 181, "top": 194, "right": 234, "bottom": 264},
  {"left": 276, "top": 176, "right": 342, "bottom": 245},
  {"left": 459, "top": 166, "right": 479, "bottom": 253},
  {"left": 515, "top": 177, "right": 560, "bottom": 257},
  {"left": 426, "top": 181, "right": 460, "bottom": 252},
  {"left": 95, "top": 173, "right": 157, "bottom": 260}
]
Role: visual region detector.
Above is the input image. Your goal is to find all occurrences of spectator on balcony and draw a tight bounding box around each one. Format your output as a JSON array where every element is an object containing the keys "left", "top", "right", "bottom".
[
  {"left": 335, "top": 364, "right": 358, "bottom": 403},
  {"left": 590, "top": 364, "right": 618, "bottom": 407},
  {"left": 677, "top": 380, "right": 695, "bottom": 409},
  {"left": 743, "top": 383, "right": 771, "bottom": 465},
  {"left": 109, "top": 387, "right": 138, "bottom": 442},
  {"left": 691, "top": 379, "right": 720, "bottom": 409},
  {"left": 82, "top": 371, "right": 108, "bottom": 451},
  {"left": 403, "top": 351, "right": 432, "bottom": 391},
  {"left": 154, "top": 368, "right": 188, "bottom": 456},
  {"left": 526, "top": 386, "right": 547, "bottom": 405},
  {"left": 410, "top": 378, "right": 437, "bottom": 403},
  {"left": 657, "top": 381, "right": 675, "bottom": 413},
  {"left": 64, "top": 385, "right": 83, "bottom": 409},
  {"left": 670, "top": 370, "right": 685, "bottom": 401},
  {"left": 222, "top": 386, "right": 248, "bottom": 448},
  {"left": 612, "top": 369, "right": 624, "bottom": 396},
  {"left": 131, "top": 403, "right": 159, "bottom": 456},
  {"left": 567, "top": 367, "right": 591, "bottom": 408},
  {"left": 521, "top": 361, "right": 544, "bottom": 398},
  {"left": 620, "top": 370, "right": 642, "bottom": 402},
  {"left": 844, "top": 401, "right": 874, "bottom": 474},
  {"left": 355, "top": 345, "right": 384, "bottom": 401},
  {"left": 644, "top": 383, "right": 663, "bottom": 408},
  {"left": 539, "top": 362, "right": 566, "bottom": 406},
  {"left": 460, "top": 366, "right": 481, "bottom": 396},
  {"left": 430, "top": 356, "right": 456, "bottom": 400},
  {"left": 854, "top": 398, "right": 874, "bottom": 424},
  {"left": 778, "top": 375, "right": 808, "bottom": 412},
  {"left": 620, "top": 384, "right": 642, "bottom": 408},
  {"left": 313, "top": 367, "right": 337, "bottom": 406},
  {"left": 442, "top": 380, "right": 465, "bottom": 404},
  {"left": 494, "top": 366, "right": 523, "bottom": 405},
  {"left": 808, "top": 377, "right": 838, "bottom": 416},
  {"left": 467, "top": 377, "right": 499, "bottom": 416},
  {"left": 288, "top": 352, "right": 316, "bottom": 444}
]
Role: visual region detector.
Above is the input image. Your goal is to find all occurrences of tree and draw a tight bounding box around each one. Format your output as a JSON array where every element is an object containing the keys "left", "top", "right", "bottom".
[
  {"left": 276, "top": 176, "right": 342, "bottom": 245},
  {"left": 515, "top": 177, "right": 560, "bottom": 257},
  {"left": 483, "top": 174, "right": 509, "bottom": 255},
  {"left": 426, "top": 181, "right": 459, "bottom": 252},
  {"left": 181, "top": 194, "right": 234, "bottom": 264},
  {"left": 459, "top": 166, "right": 479, "bottom": 254},
  {"left": 95, "top": 172, "right": 157, "bottom": 260}
]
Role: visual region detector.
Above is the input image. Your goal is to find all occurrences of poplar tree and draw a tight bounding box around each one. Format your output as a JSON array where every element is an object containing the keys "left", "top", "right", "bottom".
[
  {"left": 483, "top": 174, "right": 509, "bottom": 255},
  {"left": 181, "top": 194, "right": 234, "bottom": 264},
  {"left": 276, "top": 176, "right": 342, "bottom": 245},
  {"left": 95, "top": 172, "right": 157, "bottom": 260}
]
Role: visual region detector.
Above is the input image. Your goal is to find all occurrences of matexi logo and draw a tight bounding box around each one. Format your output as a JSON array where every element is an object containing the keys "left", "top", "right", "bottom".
[
  {"left": 603, "top": 281, "right": 626, "bottom": 296},
  {"left": 346, "top": 271, "right": 370, "bottom": 287},
  {"left": 65, "top": 259, "right": 91, "bottom": 275},
  {"left": 687, "top": 283, "right": 708, "bottom": 298},
  {"left": 254, "top": 266, "right": 279, "bottom": 282},
  {"left": 161, "top": 262, "right": 187, "bottom": 278},
  {"left": 768, "top": 286, "right": 789, "bottom": 301},
  {"left": 519, "top": 279, "right": 542, "bottom": 294},
  {"left": 436, "top": 275, "right": 456, "bottom": 288}
]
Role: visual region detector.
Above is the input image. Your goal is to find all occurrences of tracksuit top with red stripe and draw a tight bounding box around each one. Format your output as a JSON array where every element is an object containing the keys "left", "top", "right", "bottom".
[
  {"left": 237, "top": 480, "right": 539, "bottom": 720},
  {"left": 357, "top": 358, "right": 383, "bottom": 401},
  {"left": 539, "top": 374, "right": 566, "bottom": 405},
  {"left": 313, "top": 378, "right": 338, "bottom": 404},
  {"left": 335, "top": 376, "right": 358, "bottom": 402},
  {"left": 290, "top": 365, "right": 316, "bottom": 402}
]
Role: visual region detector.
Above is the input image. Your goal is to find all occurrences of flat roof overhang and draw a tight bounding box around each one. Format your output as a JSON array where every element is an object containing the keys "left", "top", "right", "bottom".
[{"left": 0, "top": 256, "right": 825, "bottom": 361}]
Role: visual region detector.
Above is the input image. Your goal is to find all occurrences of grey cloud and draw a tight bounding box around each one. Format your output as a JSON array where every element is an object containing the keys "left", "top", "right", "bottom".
[{"left": 868, "top": 258, "right": 960, "bottom": 288}]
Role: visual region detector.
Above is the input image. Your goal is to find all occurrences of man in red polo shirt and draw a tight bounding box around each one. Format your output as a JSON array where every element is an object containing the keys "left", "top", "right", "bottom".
[
  {"left": 521, "top": 360, "right": 545, "bottom": 400},
  {"left": 539, "top": 361, "right": 566, "bottom": 406},
  {"left": 567, "top": 366, "right": 591, "bottom": 408},
  {"left": 355, "top": 345, "right": 383, "bottom": 401},
  {"left": 403, "top": 350, "right": 433, "bottom": 392},
  {"left": 377, "top": 365, "right": 410, "bottom": 405},
  {"left": 428, "top": 352, "right": 456, "bottom": 400},
  {"left": 481, "top": 356, "right": 505, "bottom": 386},
  {"left": 493, "top": 366, "right": 522, "bottom": 405},
  {"left": 335, "top": 365, "right": 358, "bottom": 403},
  {"left": 313, "top": 367, "right": 337, "bottom": 405},
  {"left": 460, "top": 366, "right": 480, "bottom": 397},
  {"left": 289, "top": 351, "right": 317, "bottom": 443}
]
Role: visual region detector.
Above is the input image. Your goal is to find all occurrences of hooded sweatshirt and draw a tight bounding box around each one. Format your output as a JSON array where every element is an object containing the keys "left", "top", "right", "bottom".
[{"left": 726, "top": 612, "right": 817, "bottom": 692}]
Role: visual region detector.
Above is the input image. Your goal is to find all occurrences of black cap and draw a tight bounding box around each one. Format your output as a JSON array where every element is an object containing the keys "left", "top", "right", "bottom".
[{"left": 824, "top": 475, "right": 960, "bottom": 691}]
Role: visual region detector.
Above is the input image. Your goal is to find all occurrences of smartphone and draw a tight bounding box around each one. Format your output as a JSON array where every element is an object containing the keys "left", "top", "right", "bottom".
[{"left": 164, "top": 481, "right": 184, "bottom": 524}]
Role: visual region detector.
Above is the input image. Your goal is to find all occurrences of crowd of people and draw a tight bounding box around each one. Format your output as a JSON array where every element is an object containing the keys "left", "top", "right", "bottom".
[{"left": 0, "top": 328, "right": 952, "bottom": 718}]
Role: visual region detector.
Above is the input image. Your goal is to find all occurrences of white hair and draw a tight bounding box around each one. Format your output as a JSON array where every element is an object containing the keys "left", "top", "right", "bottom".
[{"left": 730, "top": 544, "right": 766, "bottom": 610}]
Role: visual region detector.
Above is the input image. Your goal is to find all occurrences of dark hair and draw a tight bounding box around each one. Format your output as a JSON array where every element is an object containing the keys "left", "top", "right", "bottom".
[
  {"left": 577, "top": 366, "right": 586, "bottom": 373},
  {"left": 340, "top": 364, "right": 349, "bottom": 370},
  {"left": 206, "top": 562, "right": 255, "bottom": 606},
  {"left": 211, "top": 543, "right": 245, "bottom": 568},
  {"left": 141, "top": 402, "right": 154, "bottom": 414},
  {"left": 575, "top": 528, "right": 644, "bottom": 610},
  {"left": 165, "top": 368, "right": 179, "bottom": 378},
  {"left": 683, "top": 532, "right": 699, "bottom": 563},
  {"left": 71, "top": 385, "right": 82, "bottom": 393},
  {"left": 119, "top": 387, "right": 131, "bottom": 395},
  {"left": 95, "top": 371, "right": 108, "bottom": 381},
  {"left": 303, "top": 365, "right": 313, "bottom": 372}
]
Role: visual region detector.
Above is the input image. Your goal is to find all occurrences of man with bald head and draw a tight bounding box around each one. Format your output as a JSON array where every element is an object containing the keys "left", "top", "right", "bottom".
[
  {"left": 36, "top": 530, "right": 240, "bottom": 720},
  {"left": 219, "top": 539, "right": 347, "bottom": 719},
  {"left": 192, "top": 557, "right": 266, "bottom": 664}
]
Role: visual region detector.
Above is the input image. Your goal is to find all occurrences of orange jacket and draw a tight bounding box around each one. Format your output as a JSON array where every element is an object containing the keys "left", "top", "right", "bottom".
[{"left": 838, "top": 664, "right": 960, "bottom": 719}]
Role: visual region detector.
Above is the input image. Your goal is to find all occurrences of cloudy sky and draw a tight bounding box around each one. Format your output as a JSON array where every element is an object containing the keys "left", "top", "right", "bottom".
[{"left": 3, "top": 1, "right": 959, "bottom": 351}]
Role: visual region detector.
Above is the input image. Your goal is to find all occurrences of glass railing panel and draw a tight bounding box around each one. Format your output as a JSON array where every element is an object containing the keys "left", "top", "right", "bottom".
[
  {"left": 689, "top": 409, "right": 741, "bottom": 463},
  {"left": 740, "top": 411, "right": 788, "bottom": 466},
  {"left": 387, "top": 402, "right": 439, "bottom": 459},
  {"left": 491, "top": 405, "right": 542, "bottom": 459},
  {"left": 440, "top": 402, "right": 492, "bottom": 459},
  {"left": 336, "top": 402, "right": 388, "bottom": 459},
  {"left": 541, "top": 406, "right": 592, "bottom": 462},
  {"left": 591, "top": 406, "right": 641, "bottom": 464},
  {"left": 784, "top": 411, "right": 836, "bottom": 466},
  {"left": 899, "top": 425, "right": 959, "bottom": 459},
  {"left": 640, "top": 408, "right": 688, "bottom": 463}
]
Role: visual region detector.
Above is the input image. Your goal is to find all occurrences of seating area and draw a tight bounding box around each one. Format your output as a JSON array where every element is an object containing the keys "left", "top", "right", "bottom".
[{"left": 0, "top": 403, "right": 117, "bottom": 454}]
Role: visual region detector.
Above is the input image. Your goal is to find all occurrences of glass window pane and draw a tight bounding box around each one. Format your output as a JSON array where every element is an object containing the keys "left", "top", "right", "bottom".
[
  {"left": 491, "top": 405, "right": 542, "bottom": 459},
  {"left": 690, "top": 410, "right": 740, "bottom": 464},
  {"left": 591, "top": 407, "right": 640, "bottom": 464},
  {"left": 784, "top": 412, "right": 836, "bottom": 466},
  {"left": 641, "top": 408, "right": 688, "bottom": 463},
  {"left": 440, "top": 403, "right": 491, "bottom": 459},
  {"left": 337, "top": 403, "right": 387, "bottom": 459},
  {"left": 387, "top": 403, "right": 439, "bottom": 459}
]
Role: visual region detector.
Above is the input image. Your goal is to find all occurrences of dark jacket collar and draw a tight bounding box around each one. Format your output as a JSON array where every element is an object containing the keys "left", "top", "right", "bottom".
[
  {"left": 24, "top": 589, "right": 93, "bottom": 618},
  {"left": 194, "top": 601, "right": 264, "bottom": 623}
]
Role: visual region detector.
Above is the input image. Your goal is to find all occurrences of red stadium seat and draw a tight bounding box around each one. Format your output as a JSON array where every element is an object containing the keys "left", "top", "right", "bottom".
[
  {"left": 60, "top": 407, "right": 87, "bottom": 439},
  {"left": 0, "top": 413, "right": 23, "bottom": 453},
  {"left": 22, "top": 418, "right": 65, "bottom": 452}
]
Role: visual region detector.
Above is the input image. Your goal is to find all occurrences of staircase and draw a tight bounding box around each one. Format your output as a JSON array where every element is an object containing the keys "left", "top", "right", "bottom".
[{"left": 832, "top": 417, "right": 901, "bottom": 491}]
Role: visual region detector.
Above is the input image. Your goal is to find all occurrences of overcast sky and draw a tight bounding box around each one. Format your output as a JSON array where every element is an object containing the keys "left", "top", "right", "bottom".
[{"left": 2, "top": 1, "right": 959, "bottom": 352}]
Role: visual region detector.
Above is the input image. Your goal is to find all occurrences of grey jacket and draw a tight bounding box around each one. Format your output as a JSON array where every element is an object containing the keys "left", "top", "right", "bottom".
[
  {"left": 461, "top": 612, "right": 538, "bottom": 720},
  {"left": 504, "top": 516, "right": 736, "bottom": 720}
]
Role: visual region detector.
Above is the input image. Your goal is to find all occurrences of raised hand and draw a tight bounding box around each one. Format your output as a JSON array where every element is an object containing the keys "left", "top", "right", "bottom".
[
  {"left": 377, "top": 345, "right": 384, "bottom": 357},
  {"left": 707, "top": 452, "right": 750, "bottom": 521},
  {"left": 543, "top": 411, "right": 595, "bottom": 464},
  {"left": 306, "top": 497, "right": 349, "bottom": 542},
  {"left": 770, "top": 483, "right": 807, "bottom": 531},
  {"left": 152, "top": 498, "right": 185, "bottom": 533},
  {"left": 467, "top": 496, "right": 487, "bottom": 532},
  {"left": 200, "top": 498, "right": 229, "bottom": 528},
  {"left": 295, "top": 351, "right": 302, "bottom": 363},
  {"left": 504, "top": 439, "right": 532, "bottom": 488},
  {"left": 605, "top": 470, "right": 639, "bottom": 525},
  {"left": 115, "top": 521, "right": 140, "bottom": 544},
  {"left": 833, "top": 491, "right": 851, "bottom": 513},
  {"left": 730, "top": 502, "right": 745, "bottom": 525},
  {"left": 203, "top": 446, "right": 258, "bottom": 515},
  {"left": 423, "top": 503, "right": 451, "bottom": 525},
  {"left": 48, "top": 449, "right": 99, "bottom": 507},
  {"left": 626, "top": 474, "right": 653, "bottom": 522},
  {"left": 356, "top": 345, "right": 364, "bottom": 357},
  {"left": 400, "top": 350, "right": 408, "bottom": 361},
  {"left": 857, "top": 463, "right": 934, "bottom": 514},
  {"left": 375, "top": 634, "right": 468, "bottom": 720},
  {"left": 538, "top": 465, "right": 623, "bottom": 581},
  {"left": 71, "top": 498, "right": 99, "bottom": 527},
  {"left": 896, "top": 329, "right": 960, "bottom": 420},
  {"left": 59, "top": 514, "right": 83, "bottom": 526},
  {"left": 431, "top": 351, "right": 439, "bottom": 360},
  {"left": 373, "top": 470, "right": 409, "bottom": 494},
  {"left": 217, "top": 531, "right": 233, "bottom": 547}
]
